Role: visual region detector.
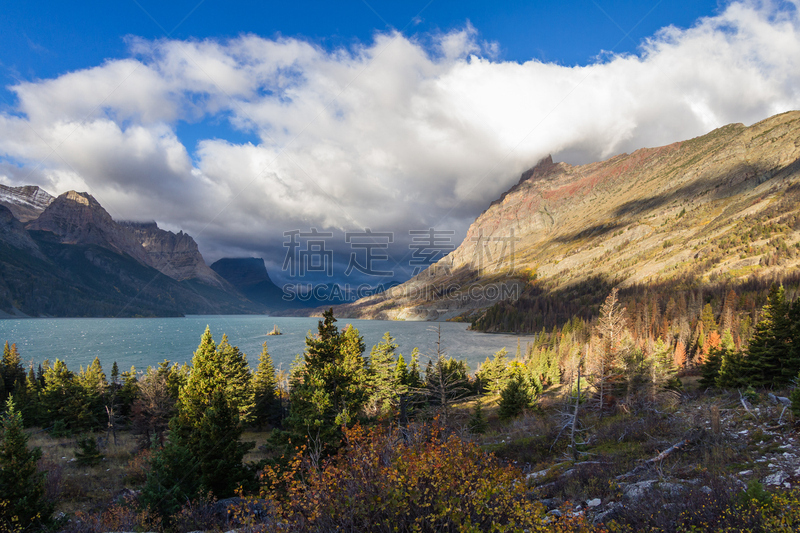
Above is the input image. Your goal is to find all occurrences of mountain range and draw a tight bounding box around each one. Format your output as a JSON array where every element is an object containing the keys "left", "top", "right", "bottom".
[
  {"left": 5, "top": 110, "right": 800, "bottom": 321},
  {"left": 324, "top": 110, "right": 800, "bottom": 330},
  {"left": 0, "top": 186, "right": 287, "bottom": 317}
]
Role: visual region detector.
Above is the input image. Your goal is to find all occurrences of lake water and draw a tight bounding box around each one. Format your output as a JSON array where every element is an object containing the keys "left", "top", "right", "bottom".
[{"left": 0, "top": 316, "right": 525, "bottom": 375}]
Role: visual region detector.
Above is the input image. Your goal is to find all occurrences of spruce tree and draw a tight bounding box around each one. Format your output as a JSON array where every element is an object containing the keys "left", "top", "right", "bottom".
[
  {"left": 699, "top": 347, "right": 724, "bottom": 389},
  {"left": 407, "top": 348, "right": 422, "bottom": 389},
  {"left": 284, "top": 310, "right": 369, "bottom": 452},
  {"left": 181, "top": 328, "right": 254, "bottom": 422},
  {"left": 117, "top": 366, "right": 139, "bottom": 418},
  {"left": 716, "top": 349, "right": 748, "bottom": 388},
  {"left": 0, "top": 397, "right": 52, "bottom": 530},
  {"left": 785, "top": 297, "right": 800, "bottom": 382},
  {"left": 39, "top": 359, "right": 87, "bottom": 432},
  {"left": 2, "top": 343, "right": 25, "bottom": 399},
  {"left": 78, "top": 356, "right": 108, "bottom": 429},
  {"left": 111, "top": 361, "right": 120, "bottom": 386},
  {"left": 395, "top": 353, "right": 409, "bottom": 387},
  {"left": 467, "top": 398, "right": 489, "bottom": 434},
  {"left": 476, "top": 348, "right": 510, "bottom": 394},
  {"left": 746, "top": 284, "right": 791, "bottom": 386},
  {"left": 368, "top": 332, "right": 401, "bottom": 417},
  {"left": 498, "top": 372, "right": 534, "bottom": 421},
  {"left": 142, "top": 328, "right": 254, "bottom": 517},
  {"left": 252, "top": 342, "right": 281, "bottom": 428}
]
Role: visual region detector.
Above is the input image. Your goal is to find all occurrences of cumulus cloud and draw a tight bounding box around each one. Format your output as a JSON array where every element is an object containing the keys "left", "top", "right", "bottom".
[{"left": 1, "top": 0, "right": 800, "bottom": 284}]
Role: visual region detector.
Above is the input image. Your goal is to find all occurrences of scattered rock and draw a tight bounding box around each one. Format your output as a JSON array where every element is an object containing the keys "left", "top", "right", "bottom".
[
  {"left": 623, "top": 480, "right": 656, "bottom": 500},
  {"left": 527, "top": 468, "right": 550, "bottom": 481},
  {"left": 764, "top": 471, "right": 788, "bottom": 486},
  {"left": 586, "top": 498, "right": 602, "bottom": 508},
  {"left": 537, "top": 498, "right": 561, "bottom": 510},
  {"left": 547, "top": 509, "right": 563, "bottom": 518},
  {"left": 593, "top": 503, "right": 623, "bottom": 525}
]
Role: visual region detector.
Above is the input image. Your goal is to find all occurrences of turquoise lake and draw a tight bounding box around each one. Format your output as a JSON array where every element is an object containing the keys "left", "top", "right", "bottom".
[{"left": 0, "top": 316, "right": 525, "bottom": 375}]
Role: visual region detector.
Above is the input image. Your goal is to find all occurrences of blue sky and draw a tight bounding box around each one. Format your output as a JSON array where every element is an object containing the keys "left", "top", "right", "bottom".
[
  {"left": 1, "top": 1, "right": 799, "bottom": 290},
  {"left": 1, "top": 0, "right": 721, "bottom": 147},
  {"left": 3, "top": 1, "right": 723, "bottom": 72}
]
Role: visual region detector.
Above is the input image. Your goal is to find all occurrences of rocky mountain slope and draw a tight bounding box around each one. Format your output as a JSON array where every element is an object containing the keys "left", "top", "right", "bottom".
[
  {"left": 328, "top": 110, "right": 800, "bottom": 324},
  {"left": 0, "top": 189, "right": 264, "bottom": 317},
  {"left": 121, "top": 221, "right": 229, "bottom": 289},
  {"left": 0, "top": 184, "right": 54, "bottom": 222},
  {"left": 27, "top": 191, "right": 154, "bottom": 266}
]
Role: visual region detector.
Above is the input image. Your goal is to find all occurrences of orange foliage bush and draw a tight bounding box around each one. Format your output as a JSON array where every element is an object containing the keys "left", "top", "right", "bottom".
[{"left": 248, "top": 423, "right": 606, "bottom": 532}]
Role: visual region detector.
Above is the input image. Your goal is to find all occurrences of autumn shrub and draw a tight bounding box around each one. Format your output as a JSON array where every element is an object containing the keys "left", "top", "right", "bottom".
[
  {"left": 251, "top": 423, "right": 607, "bottom": 532},
  {"left": 126, "top": 448, "right": 152, "bottom": 485},
  {"left": 57, "top": 497, "right": 162, "bottom": 533},
  {"left": 170, "top": 493, "right": 223, "bottom": 533}
]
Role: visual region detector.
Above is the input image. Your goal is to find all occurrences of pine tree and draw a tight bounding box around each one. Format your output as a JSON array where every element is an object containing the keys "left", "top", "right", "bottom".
[
  {"left": 498, "top": 372, "right": 533, "bottom": 421},
  {"left": 39, "top": 359, "right": 89, "bottom": 432},
  {"left": 117, "top": 366, "right": 139, "bottom": 418},
  {"left": 2, "top": 343, "right": 25, "bottom": 399},
  {"left": 0, "top": 397, "right": 52, "bottom": 529},
  {"left": 746, "top": 284, "right": 791, "bottom": 387},
  {"left": 367, "top": 332, "right": 400, "bottom": 417},
  {"left": 181, "top": 328, "right": 254, "bottom": 422},
  {"left": 476, "top": 348, "right": 510, "bottom": 394},
  {"left": 79, "top": 356, "right": 109, "bottom": 429},
  {"left": 252, "top": 342, "right": 281, "bottom": 428},
  {"left": 406, "top": 348, "right": 422, "bottom": 389},
  {"left": 467, "top": 398, "right": 489, "bottom": 434},
  {"left": 142, "top": 329, "right": 254, "bottom": 517},
  {"left": 284, "top": 310, "right": 369, "bottom": 452}
]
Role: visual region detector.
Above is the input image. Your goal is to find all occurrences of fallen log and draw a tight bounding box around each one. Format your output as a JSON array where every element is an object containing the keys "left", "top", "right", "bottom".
[{"left": 616, "top": 436, "right": 694, "bottom": 480}]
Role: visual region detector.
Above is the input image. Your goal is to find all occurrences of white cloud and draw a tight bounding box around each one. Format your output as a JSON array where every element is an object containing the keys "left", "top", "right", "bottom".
[{"left": 1, "top": 0, "right": 800, "bottom": 282}]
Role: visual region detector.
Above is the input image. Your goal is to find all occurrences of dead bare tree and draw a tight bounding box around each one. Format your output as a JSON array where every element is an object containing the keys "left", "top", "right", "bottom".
[
  {"left": 424, "top": 325, "right": 469, "bottom": 426},
  {"left": 589, "top": 288, "right": 628, "bottom": 418}
]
